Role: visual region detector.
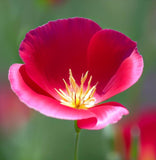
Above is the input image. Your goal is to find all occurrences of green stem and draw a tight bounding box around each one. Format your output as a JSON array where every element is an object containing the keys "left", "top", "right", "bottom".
[{"left": 74, "top": 121, "right": 81, "bottom": 160}]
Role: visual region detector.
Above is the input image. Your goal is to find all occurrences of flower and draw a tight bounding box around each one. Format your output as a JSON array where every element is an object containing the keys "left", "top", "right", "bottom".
[
  {"left": 138, "top": 110, "right": 156, "bottom": 160},
  {"left": 38, "top": 0, "right": 66, "bottom": 7},
  {"left": 116, "top": 109, "right": 156, "bottom": 160},
  {"left": 0, "top": 82, "right": 31, "bottom": 134},
  {"left": 8, "top": 17, "right": 143, "bottom": 130}
]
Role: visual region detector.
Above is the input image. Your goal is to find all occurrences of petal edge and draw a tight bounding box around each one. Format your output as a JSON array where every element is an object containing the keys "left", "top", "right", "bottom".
[{"left": 77, "top": 102, "right": 129, "bottom": 130}]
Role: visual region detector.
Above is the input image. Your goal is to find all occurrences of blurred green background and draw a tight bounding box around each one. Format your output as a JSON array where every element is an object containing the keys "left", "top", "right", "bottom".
[{"left": 0, "top": 0, "right": 156, "bottom": 160}]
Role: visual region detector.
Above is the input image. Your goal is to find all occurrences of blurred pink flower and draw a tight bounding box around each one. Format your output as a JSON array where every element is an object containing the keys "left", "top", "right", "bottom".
[
  {"left": 118, "top": 109, "right": 156, "bottom": 160},
  {"left": 137, "top": 110, "right": 156, "bottom": 160},
  {"left": 0, "top": 82, "right": 31, "bottom": 134},
  {"left": 48, "top": 0, "right": 66, "bottom": 5},
  {"left": 38, "top": 0, "right": 66, "bottom": 6},
  {"left": 9, "top": 17, "right": 143, "bottom": 130}
]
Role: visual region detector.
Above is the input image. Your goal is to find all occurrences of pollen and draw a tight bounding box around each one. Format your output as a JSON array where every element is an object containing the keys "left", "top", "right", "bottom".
[{"left": 55, "top": 69, "right": 97, "bottom": 109}]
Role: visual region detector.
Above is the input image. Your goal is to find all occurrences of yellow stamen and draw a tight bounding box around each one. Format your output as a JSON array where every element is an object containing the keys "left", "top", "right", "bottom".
[{"left": 55, "top": 69, "right": 97, "bottom": 109}]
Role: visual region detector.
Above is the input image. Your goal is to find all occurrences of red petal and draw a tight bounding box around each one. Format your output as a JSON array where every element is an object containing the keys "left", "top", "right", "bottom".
[
  {"left": 19, "top": 18, "right": 101, "bottom": 98},
  {"left": 8, "top": 64, "right": 95, "bottom": 120},
  {"left": 87, "top": 29, "right": 139, "bottom": 95},
  {"left": 100, "top": 48, "right": 143, "bottom": 101},
  {"left": 77, "top": 102, "right": 129, "bottom": 130}
]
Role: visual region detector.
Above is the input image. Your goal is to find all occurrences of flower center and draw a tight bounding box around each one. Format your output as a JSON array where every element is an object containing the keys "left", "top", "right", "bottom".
[{"left": 55, "top": 69, "right": 97, "bottom": 109}]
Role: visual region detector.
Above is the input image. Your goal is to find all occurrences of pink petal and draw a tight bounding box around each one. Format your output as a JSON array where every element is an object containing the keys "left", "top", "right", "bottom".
[
  {"left": 87, "top": 29, "right": 140, "bottom": 96},
  {"left": 8, "top": 64, "right": 95, "bottom": 120},
  {"left": 100, "top": 48, "right": 143, "bottom": 101},
  {"left": 77, "top": 102, "right": 129, "bottom": 130},
  {"left": 19, "top": 17, "right": 101, "bottom": 98},
  {"left": 9, "top": 64, "right": 129, "bottom": 129}
]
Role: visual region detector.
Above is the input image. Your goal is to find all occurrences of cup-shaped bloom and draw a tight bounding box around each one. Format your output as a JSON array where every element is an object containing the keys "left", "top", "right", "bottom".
[{"left": 8, "top": 17, "right": 143, "bottom": 130}]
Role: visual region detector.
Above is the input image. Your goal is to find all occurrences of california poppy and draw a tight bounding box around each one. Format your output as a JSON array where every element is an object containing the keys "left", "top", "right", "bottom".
[{"left": 9, "top": 17, "right": 143, "bottom": 130}]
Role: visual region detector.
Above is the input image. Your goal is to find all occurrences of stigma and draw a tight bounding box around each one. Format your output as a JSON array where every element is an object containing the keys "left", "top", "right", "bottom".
[{"left": 55, "top": 69, "right": 97, "bottom": 109}]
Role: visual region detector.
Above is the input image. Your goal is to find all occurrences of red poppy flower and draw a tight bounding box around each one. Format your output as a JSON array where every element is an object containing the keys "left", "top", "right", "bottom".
[
  {"left": 138, "top": 110, "right": 156, "bottom": 160},
  {"left": 118, "top": 109, "right": 156, "bottom": 160},
  {"left": 8, "top": 17, "right": 143, "bottom": 130}
]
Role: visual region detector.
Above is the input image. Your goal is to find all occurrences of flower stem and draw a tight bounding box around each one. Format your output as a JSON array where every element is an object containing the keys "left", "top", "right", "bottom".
[{"left": 74, "top": 121, "right": 81, "bottom": 160}]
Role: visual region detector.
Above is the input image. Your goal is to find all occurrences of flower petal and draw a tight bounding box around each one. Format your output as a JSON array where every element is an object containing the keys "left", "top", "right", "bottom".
[
  {"left": 100, "top": 48, "right": 143, "bottom": 101},
  {"left": 19, "top": 18, "right": 101, "bottom": 98},
  {"left": 87, "top": 29, "right": 138, "bottom": 95},
  {"left": 77, "top": 102, "right": 129, "bottom": 130},
  {"left": 8, "top": 64, "right": 96, "bottom": 120}
]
